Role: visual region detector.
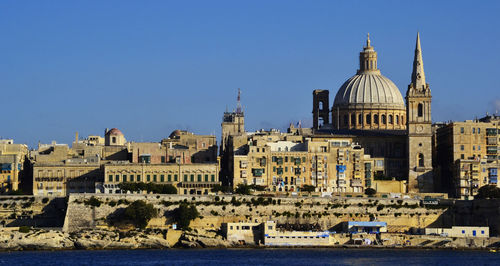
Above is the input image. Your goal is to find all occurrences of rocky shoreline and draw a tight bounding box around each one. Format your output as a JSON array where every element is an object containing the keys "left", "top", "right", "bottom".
[{"left": 1, "top": 228, "right": 498, "bottom": 252}]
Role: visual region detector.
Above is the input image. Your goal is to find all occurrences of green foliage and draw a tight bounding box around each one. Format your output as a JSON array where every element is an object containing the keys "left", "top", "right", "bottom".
[
  {"left": 376, "top": 205, "right": 384, "bottom": 211},
  {"left": 122, "top": 200, "right": 158, "bottom": 229},
  {"left": 211, "top": 184, "right": 233, "bottom": 193},
  {"left": 118, "top": 182, "right": 177, "bottom": 194},
  {"left": 5, "top": 190, "right": 25, "bottom": 195},
  {"left": 235, "top": 184, "right": 252, "bottom": 195},
  {"left": 18, "top": 226, "right": 30, "bottom": 233},
  {"left": 84, "top": 196, "right": 102, "bottom": 207},
  {"left": 476, "top": 185, "right": 500, "bottom": 199},
  {"left": 364, "top": 188, "right": 376, "bottom": 196},
  {"left": 373, "top": 172, "right": 392, "bottom": 181},
  {"left": 173, "top": 203, "right": 199, "bottom": 230},
  {"left": 301, "top": 185, "right": 316, "bottom": 192}
]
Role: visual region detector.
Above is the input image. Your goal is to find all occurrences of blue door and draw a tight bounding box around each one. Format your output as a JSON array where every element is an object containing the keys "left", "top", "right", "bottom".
[{"left": 473, "top": 230, "right": 476, "bottom": 236}]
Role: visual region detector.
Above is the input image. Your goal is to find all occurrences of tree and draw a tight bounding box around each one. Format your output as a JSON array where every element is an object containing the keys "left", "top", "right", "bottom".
[
  {"left": 235, "top": 184, "right": 252, "bottom": 195},
  {"left": 122, "top": 200, "right": 158, "bottom": 229},
  {"left": 301, "top": 185, "right": 316, "bottom": 192},
  {"left": 365, "top": 188, "right": 377, "bottom": 197},
  {"left": 212, "top": 184, "right": 232, "bottom": 193},
  {"left": 476, "top": 185, "right": 500, "bottom": 199},
  {"left": 172, "top": 203, "right": 199, "bottom": 230},
  {"left": 118, "top": 182, "right": 177, "bottom": 194}
]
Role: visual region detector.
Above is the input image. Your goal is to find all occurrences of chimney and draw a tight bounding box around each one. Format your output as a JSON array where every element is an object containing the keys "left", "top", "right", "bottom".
[{"left": 75, "top": 131, "right": 79, "bottom": 143}]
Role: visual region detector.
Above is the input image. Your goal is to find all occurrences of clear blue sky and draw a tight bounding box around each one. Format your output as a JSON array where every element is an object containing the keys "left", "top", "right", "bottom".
[{"left": 1, "top": 0, "right": 499, "bottom": 147}]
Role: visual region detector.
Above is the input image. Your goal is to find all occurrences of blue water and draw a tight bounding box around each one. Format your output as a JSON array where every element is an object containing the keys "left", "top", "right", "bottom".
[{"left": 0, "top": 248, "right": 498, "bottom": 266}]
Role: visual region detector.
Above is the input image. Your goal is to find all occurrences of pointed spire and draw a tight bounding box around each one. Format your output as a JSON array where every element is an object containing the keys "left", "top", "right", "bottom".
[
  {"left": 236, "top": 88, "right": 242, "bottom": 114},
  {"left": 411, "top": 32, "right": 426, "bottom": 89}
]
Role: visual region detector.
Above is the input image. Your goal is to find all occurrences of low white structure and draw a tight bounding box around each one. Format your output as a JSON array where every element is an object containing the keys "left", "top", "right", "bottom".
[
  {"left": 425, "top": 226, "right": 489, "bottom": 238},
  {"left": 263, "top": 221, "right": 332, "bottom": 246}
]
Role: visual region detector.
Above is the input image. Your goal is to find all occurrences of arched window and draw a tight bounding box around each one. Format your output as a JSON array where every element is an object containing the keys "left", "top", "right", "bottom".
[
  {"left": 389, "top": 115, "right": 393, "bottom": 124},
  {"left": 351, "top": 114, "right": 356, "bottom": 125},
  {"left": 318, "top": 118, "right": 324, "bottom": 127},
  {"left": 382, "top": 115, "right": 386, "bottom": 124},
  {"left": 374, "top": 114, "right": 379, "bottom": 124},
  {"left": 343, "top": 115, "right": 348, "bottom": 126},
  {"left": 418, "top": 103, "right": 423, "bottom": 117},
  {"left": 319, "top": 101, "right": 324, "bottom": 110},
  {"left": 358, "top": 114, "right": 363, "bottom": 125},
  {"left": 396, "top": 115, "right": 399, "bottom": 125},
  {"left": 366, "top": 114, "right": 371, "bottom": 124},
  {"left": 418, "top": 153, "right": 424, "bottom": 167}
]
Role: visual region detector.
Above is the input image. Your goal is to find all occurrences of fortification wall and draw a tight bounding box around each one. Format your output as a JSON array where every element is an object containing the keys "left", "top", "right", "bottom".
[{"left": 63, "top": 194, "right": 450, "bottom": 233}]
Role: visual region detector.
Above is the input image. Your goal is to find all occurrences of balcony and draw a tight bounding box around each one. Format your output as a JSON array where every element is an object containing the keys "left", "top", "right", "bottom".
[{"left": 351, "top": 178, "right": 363, "bottom": 187}]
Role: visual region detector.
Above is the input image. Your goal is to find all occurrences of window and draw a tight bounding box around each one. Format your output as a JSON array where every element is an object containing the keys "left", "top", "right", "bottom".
[
  {"left": 473, "top": 128, "right": 475, "bottom": 134},
  {"left": 112, "top": 137, "right": 117, "bottom": 143},
  {"left": 461, "top": 127, "right": 464, "bottom": 134},
  {"left": 318, "top": 101, "right": 323, "bottom": 110},
  {"left": 174, "top": 174, "right": 178, "bottom": 181},
  {"left": 478, "top": 128, "right": 481, "bottom": 134},
  {"left": 130, "top": 174, "right": 134, "bottom": 181},
  {"left": 358, "top": 114, "right": 363, "bottom": 125},
  {"left": 460, "top": 145, "right": 464, "bottom": 151},
  {"left": 160, "top": 175, "right": 164, "bottom": 182},
  {"left": 190, "top": 174, "right": 194, "bottom": 182},
  {"left": 161, "top": 156, "right": 165, "bottom": 163},
  {"left": 115, "top": 175, "right": 119, "bottom": 182},
  {"left": 461, "top": 154, "right": 465, "bottom": 159},
  {"left": 396, "top": 115, "right": 399, "bottom": 125},
  {"left": 184, "top": 175, "right": 188, "bottom": 182},
  {"left": 351, "top": 114, "right": 356, "bottom": 125},
  {"left": 147, "top": 175, "right": 151, "bottom": 182},
  {"left": 153, "top": 175, "right": 157, "bottom": 182},
  {"left": 389, "top": 115, "right": 393, "bottom": 124},
  {"left": 343, "top": 115, "right": 348, "bottom": 126},
  {"left": 123, "top": 175, "right": 127, "bottom": 182},
  {"left": 211, "top": 174, "right": 215, "bottom": 182},
  {"left": 374, "top": 114, "right": 379, "bottom": 124},
  {"left": 418, "top": 103, "right": 423, "bottom": 117},
  {"left": 168, "top": 174, "right": 171, "bottom": 182},
  {"left": 462, "top": 230, "right": 465, "bottom": 234},
  {"left": 366, "top": 114, "right": 371, "bottom": 124},
  {"left": 137, "top": 175, "right": 141, "bottom": 182},
  {"left": 108, "top": 175, "right": 113, "bottom": 182},
  {"left": 418, "top": 154, "right": 424, "bottom": 167},
  {"left": 204, "top": 174, "right": 208, "bottom": 182},
  {"left": 197, "top": 174, "right": 202, "bottom": 182},
  {"left": 382, "top": 115, "right": 386, "bottom": 124}
]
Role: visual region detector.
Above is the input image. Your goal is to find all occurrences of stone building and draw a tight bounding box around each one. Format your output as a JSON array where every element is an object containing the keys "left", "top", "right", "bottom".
[
  {"left": 312, "top": 33, "right": 433, "bottom": 193},
  {"left": 435, "top": 118, "right": 499, "bottom": 199},
  {"left": 0, "top": 140, "right": 28, "bottom": 193},
  {"left": 229, "top": 129, "right": 386, "bottom": 193},
  {"left": 103, "top": 162, "right": 219, "bottom": 195}
]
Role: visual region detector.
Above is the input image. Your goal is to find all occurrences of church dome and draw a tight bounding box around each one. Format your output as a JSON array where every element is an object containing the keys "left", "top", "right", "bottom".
[
  {"left": 333, "top": 73, "right": 405, "bottom": 109},
  {"left": 329, "top": 34, "right": 407, "bottom": 131}
]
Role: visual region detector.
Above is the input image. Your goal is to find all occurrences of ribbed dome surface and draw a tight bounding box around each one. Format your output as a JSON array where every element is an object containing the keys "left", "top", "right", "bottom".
[{"left": 333, "top": 73, "right": 405, "bottom": 109}]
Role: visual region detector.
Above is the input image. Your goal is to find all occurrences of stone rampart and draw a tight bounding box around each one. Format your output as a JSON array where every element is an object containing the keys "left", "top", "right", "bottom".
[{"left": 63, "top": 193, "right": 449, "bottom": 233}]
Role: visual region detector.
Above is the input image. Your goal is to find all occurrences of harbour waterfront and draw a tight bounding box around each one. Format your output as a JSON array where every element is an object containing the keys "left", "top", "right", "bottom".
[{"left": 0, "top": 249, "right": 499, "bottom": 266}]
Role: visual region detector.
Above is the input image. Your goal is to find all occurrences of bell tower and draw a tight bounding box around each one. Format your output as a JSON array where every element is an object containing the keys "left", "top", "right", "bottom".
[{"left": 406, "top": 33, "right": 433, "bottom": 192}]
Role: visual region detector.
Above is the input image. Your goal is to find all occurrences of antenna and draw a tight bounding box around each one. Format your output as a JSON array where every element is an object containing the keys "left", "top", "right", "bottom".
[{"left": 236, "top": 88, "right": 242, "bottom": 114}]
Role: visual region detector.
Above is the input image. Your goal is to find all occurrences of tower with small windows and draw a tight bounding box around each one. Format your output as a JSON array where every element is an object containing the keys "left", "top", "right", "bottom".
[
  {"left": 313, "top": 89, "right": 330, "bottom": 129},
  {"left": 406, "top": 33, "right": 433, "bottom": 192}
]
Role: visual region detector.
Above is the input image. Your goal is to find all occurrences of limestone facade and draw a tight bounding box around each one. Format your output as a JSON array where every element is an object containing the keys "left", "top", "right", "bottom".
[
  {"left": 103, "top": 163, "right": 219, "bottom": 195},
  {"left": 230, "top": 130, "right": 385, "bottom": 193},
  {"left": 0, "top": 140, "right": 28, "bottom": 192}
]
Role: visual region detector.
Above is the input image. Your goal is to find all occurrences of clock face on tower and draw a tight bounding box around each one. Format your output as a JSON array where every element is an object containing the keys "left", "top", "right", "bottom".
[{"left": 417, "top": 125, "right": 423, "bottom": 132}]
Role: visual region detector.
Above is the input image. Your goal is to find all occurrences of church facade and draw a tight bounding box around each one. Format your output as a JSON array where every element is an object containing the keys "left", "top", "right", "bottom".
[{"left": 313, "top": 33, "right": 433, "bottom": 193}]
